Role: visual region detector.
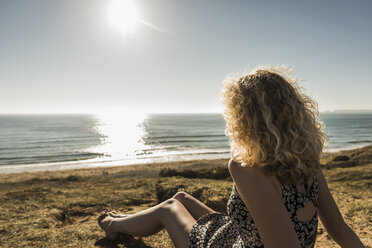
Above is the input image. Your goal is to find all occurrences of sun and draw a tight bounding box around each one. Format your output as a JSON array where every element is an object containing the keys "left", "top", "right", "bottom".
[{"left": 107, "top": 0, "right": 139, "bottom": 36}]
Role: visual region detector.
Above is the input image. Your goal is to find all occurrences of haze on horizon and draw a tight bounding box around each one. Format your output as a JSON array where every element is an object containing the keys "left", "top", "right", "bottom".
[{"left": 0, "top": 0, "right": 371, "bottom": 114}]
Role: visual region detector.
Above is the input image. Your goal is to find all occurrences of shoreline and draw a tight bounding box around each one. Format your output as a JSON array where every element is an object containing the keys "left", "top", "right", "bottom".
[
  {"left": 0, "top": 153, "right": 230, "bottom": 174},
  {"left": 0, "top": 143, "right": 370, "bottom": 175},
  {"left": 1, "top": 144, "right": 371, "bottom": 183}
]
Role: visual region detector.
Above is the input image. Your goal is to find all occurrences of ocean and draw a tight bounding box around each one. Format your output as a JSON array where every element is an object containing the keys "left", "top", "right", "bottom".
[{"left": 0, "top": 113, "right": 371, "bottom": 173}]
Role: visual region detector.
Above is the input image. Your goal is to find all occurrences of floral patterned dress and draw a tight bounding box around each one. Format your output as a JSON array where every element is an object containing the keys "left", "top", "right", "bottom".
[{"left": 189, "top": 174, "right": 318, "bottom": 248}]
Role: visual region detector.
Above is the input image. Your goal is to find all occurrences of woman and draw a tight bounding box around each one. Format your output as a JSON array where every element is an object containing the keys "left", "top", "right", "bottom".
[{"left": 98, "top": 66, "right": 364, "bottom": 248}]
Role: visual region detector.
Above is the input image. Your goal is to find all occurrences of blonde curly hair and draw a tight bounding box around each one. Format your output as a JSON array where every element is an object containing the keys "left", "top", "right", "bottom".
[{"left": 222, "top": 65, "right": 327, "bottom": 184}]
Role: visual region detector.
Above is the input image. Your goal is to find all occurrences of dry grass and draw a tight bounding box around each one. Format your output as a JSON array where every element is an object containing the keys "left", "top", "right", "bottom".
[{"left": 0, "top": 146, "right": 371, "bottom": 247}]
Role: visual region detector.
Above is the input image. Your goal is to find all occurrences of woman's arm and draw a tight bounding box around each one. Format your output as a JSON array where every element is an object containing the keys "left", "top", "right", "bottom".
[
  {"left": 317, "top": 168, "right": 364, "bottom": 248},
  {"left": 228, "top": 159, "right": 301, "bottom": 248}
]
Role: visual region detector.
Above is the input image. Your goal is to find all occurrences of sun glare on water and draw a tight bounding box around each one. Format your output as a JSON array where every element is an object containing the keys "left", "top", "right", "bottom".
[
  {"left": 107, "top": 0, "right": 139, "bottom": 37},
  {"left": 91, "top": 111, "right": 148, "bottom": 161}
]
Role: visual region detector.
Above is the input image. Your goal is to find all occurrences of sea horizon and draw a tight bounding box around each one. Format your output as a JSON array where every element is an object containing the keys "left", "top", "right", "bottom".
[{"left": 1, "top": 109, "right": 372, "bottom": 114}]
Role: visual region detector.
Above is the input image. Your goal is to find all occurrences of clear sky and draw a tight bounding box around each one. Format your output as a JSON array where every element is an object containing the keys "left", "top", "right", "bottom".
[{"left": 0, "top": 0, "right": 371, "bottom": 114}]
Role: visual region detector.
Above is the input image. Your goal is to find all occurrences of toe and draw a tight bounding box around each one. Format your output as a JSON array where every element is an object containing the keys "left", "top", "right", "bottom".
[{"left": 98, "top": 212, "right": 108, "bottom": 223}]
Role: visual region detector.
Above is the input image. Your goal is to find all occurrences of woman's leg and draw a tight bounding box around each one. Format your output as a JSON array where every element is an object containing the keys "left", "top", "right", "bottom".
[
  {"left": 108, "top": 191, "right": 215, "bottom": 220},
  {"left": 98, "top": 198, "right": 196, "bottom": 248},
  {"left": 172, "top": 191, "right": 215, "bottom": 219}
]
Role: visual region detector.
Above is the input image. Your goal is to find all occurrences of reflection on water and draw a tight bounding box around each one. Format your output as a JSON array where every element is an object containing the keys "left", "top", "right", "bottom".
[
  {"left": 85, "top": 113, "right": 230, "bottom": 165},
  {"left": 90, "top": 112, "right": 149, "bottom": 160}
]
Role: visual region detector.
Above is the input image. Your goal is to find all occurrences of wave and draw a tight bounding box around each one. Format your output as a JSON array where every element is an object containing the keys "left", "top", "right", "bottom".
[
  {"left": 0, "top": 152, "right": 103, "bottom": 166},
  {"left": 346, "top": 140, "right": 372, "bottom": 144},
  {"left": 2, "top": 137, "right": 101, "bottom": 145},
  {"left": 144, "top": 139, "right": 228, "bottom": 145},
  {"left": 145, "top": 134, "right": 226, "bottom": 139}
]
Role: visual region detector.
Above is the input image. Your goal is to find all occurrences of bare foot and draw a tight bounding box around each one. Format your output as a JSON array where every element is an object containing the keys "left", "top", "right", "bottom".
[
  {"left": 98, "top": 211, "right": 119, "bottom": 240},
  {"left": 108, "top": 211, "right": 128, "bottom": 218}
]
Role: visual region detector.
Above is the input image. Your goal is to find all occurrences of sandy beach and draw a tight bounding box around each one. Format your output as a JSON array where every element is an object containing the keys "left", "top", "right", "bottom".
[{"left": 0, "top": 146, "right": 371, "bottom": 247}]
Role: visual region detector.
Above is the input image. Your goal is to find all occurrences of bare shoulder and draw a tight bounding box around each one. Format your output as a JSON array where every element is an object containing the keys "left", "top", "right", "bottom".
[
  {"left": 228, "top": 158, "right": 258, "bottom": 175},
  {"left": 228, "top": 158, "right": 271, "bottom": 186}
]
